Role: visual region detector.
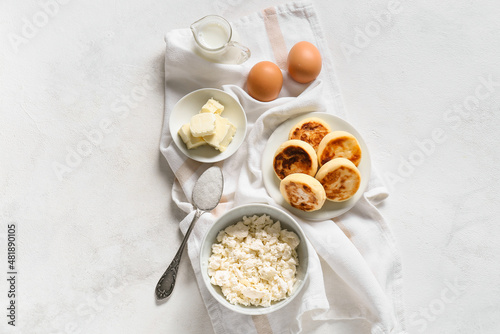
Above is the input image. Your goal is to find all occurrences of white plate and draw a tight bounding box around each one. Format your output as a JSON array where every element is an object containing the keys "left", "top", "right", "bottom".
[
  {"left": 262, "top": 112, "right": 371, "bottom": 220},
  {"left": 169, "top": 88, "right": 247, "bottom": 163}
]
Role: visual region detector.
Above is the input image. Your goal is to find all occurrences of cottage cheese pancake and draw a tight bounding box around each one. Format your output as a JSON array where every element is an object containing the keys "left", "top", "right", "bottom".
[
  {"left": 273, "top": 140, "right": 318, "bottom": 180},
  {"left": 315, "top": 158, "right": 361, "bottom": 202},
  {"left": 280, "top": 174, "right": 326, "bottom": 211},
  {"left": 317, "top": 131, "right": 362, "bottom": 167},
  {"left": 288, "top": 117, "right": 331, "bottom": 151}
]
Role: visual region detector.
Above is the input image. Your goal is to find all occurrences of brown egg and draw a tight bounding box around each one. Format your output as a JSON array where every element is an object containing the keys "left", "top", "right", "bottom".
[
  {"left": 247, "top": 61, "right": 283, "bottom": 102},
  {"left": 287, "top": 41, "right": 322, "bottom": 83}
]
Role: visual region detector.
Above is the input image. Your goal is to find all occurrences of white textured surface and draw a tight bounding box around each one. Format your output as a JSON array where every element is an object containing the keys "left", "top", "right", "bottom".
[{"left": 1, "top": 0, "right": 499, "bottom": 333}]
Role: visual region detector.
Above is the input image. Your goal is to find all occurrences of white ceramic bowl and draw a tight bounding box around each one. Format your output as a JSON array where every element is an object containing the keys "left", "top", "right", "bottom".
[
  {"left": 169, "top": 88, "right": 247, "bottom": 163},
  {"left": 199, "top": 203, "right": 309, "bottom": 315}
]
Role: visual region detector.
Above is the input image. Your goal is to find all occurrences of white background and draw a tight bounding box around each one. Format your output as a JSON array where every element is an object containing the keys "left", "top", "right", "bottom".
[{"left": 1, "top": 0, "right": 499, "bottom": 333}]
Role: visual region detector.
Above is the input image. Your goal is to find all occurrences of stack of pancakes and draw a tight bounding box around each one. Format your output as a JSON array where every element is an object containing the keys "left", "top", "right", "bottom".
[{"left": 273, "top": 117, "right": 362, "bottom": 212}]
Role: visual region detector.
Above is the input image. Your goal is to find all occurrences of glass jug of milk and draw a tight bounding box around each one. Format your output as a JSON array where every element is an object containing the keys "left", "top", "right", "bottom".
[{"left": 191, "top": 15, "right": 251, "bottom": 64}]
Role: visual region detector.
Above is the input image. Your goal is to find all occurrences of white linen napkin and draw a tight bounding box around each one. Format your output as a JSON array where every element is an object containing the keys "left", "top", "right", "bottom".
[{"left": 160, "top": 1, "right": 406, "bottom": 333}]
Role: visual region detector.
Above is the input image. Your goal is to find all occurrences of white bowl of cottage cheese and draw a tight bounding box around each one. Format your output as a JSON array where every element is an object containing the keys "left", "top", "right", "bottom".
[{"left": 199, "top": 203, "right": 309, "bottom": 315}]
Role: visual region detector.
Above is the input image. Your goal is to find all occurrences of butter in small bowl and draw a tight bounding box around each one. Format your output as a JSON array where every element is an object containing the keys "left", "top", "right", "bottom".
[{"left": 169, "top": 88, "right": 247, "bottom": 163}]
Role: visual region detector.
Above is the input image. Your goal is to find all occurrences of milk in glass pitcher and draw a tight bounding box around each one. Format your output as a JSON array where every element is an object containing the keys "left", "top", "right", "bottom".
[{"left": 191, "top": 15, "right": 251, "bottom": 64}]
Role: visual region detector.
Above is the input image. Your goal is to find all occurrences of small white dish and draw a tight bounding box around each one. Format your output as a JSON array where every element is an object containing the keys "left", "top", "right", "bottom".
[
  {"left": 262, "top": 112, "right": 371, "bottom": 221},
  {"left": 169, "top": 88, "right": 247, "bottom": 163},
  {"left": 199, "top": 203, "right": 309, "bottom": 315}
]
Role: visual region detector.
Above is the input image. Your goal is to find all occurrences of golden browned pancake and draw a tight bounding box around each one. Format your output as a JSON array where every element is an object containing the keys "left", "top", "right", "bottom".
[
  {"left": 315, "top": 158, "right": 361, "bottom": 202},
  {"left": 317, "top": 131, "right": 362, "bottom": 167},
  {"left": 288, "top": 117, "right": 331, "bottom": 151},
  {"left": 280, "top": 174, "right": 326, "bottom": 211},
  {"left": 273, "top": 140, "right": 318, "bottom": 180}
]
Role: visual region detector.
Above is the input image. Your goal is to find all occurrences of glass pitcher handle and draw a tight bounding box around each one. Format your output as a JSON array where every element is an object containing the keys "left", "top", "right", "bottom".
[{"left": 227, "top": 41, "right": 251, "bottom": 64}]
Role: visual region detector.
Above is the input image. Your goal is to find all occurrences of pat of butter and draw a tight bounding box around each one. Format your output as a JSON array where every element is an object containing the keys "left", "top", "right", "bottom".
[
  {"left": 203, "top": 115, "right": 237, "bottom": 152},
  {"left": 190, "top": 113, "right": 216, "bottom": 137},
  {"left": 218, "top": 121, "right": 237, "bottom": 152},
  {"left": 178, "top": 123, "right": 206, "bottom": 149},
  {"left": 200, "top": 98, "right": 224, "bottom": 115}
]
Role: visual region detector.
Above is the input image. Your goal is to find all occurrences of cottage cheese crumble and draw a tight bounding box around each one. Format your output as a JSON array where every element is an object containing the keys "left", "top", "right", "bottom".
[{"left": 208, "top": 214, "right": 300, "bottom": 307}]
